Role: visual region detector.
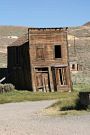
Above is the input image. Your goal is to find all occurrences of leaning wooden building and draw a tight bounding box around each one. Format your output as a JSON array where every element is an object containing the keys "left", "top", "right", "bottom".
[{"left": 8, "top": 28, "right": 72, "bottom": 92}]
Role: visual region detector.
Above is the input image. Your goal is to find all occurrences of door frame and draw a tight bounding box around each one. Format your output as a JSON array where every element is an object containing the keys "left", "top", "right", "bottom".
[
  {"left": 34, "top": 67, "right": 50, "bottom": 92},
  {"left": 52, "top": 66, "right": 68, "bottom": 91}
]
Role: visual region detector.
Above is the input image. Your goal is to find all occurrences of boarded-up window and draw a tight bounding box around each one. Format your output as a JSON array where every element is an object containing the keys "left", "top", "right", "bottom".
[
  {"left": 36, "top": 47, "right": 44, "bottom": 59},
  {"left": 55, "top": 45, "right": 62, "bottom": 58}
]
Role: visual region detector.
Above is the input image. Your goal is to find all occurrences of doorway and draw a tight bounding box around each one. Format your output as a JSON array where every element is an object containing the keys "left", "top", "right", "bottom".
[
  {"left": 52, "top": 67, "right": 68, "bottom": 91},
  {"left": 35, "top": 68, "right": 50, "bottom": 92}
]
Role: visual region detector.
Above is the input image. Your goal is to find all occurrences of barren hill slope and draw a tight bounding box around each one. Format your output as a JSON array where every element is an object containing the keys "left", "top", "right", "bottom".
[
  {"left": 0, "top": 26, "right": 28, "bottom": 36},
  {"left": 68, "top": 24, "right": 90, "bottom": 84},
  {"left": 83, "top": 21, "right": 90, "bottom": 26},
  {"left": 0, "top": 26, "right": 28, "bottom": 48},
  {"left": 0, "top": 26, "right": 28, "bottom": 67}
]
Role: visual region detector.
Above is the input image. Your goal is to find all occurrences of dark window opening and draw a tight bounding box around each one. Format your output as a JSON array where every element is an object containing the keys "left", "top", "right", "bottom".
[
  {"left": 35, "top": 67, "right": 48, "bottom": 71},
  {"left": 55, "top": 45, "right": 61, "bottom": 58},
  {"left": 72, "top": 64, "right": 75, "bottom": 70},
  {"left": 77, "top": 64, "right": 79, "bottom": 70}
]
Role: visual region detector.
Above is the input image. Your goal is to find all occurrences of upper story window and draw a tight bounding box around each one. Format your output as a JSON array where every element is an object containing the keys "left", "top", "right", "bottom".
[
  {"left": 36, "top": 47, "right": 44, "bottom": 60},
  {"left": 55, "top": 45, "right": 62, "bottom": 58}
]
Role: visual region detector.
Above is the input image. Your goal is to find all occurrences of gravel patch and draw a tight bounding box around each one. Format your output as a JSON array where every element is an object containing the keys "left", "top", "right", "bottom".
[{"left": 0, "top": 100, "right": 90, "bottom": 135}]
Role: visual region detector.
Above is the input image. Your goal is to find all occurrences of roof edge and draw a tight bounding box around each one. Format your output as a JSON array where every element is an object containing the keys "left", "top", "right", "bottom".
[{"left": 28, "top": 27, "right": 68, "bottom": 31}]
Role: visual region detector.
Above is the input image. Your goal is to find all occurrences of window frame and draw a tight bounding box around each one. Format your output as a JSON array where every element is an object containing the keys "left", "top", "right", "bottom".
[{"left": 36, "top": 47, "right": 45, "bottom": 60}]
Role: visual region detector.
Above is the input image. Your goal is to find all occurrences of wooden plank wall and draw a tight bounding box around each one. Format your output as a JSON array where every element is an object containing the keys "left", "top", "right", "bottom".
[
  {"left": 7, "top": 42, "right": 32, "bottom": 90},
  {"left": 28, "top": 28, "right": 72, "bottom": 92},
  {"left": 29, "top": 28, "right": 68, "bottom": 67}
]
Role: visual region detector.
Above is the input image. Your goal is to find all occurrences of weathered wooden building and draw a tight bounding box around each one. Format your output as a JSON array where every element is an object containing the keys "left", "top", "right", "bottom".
[{"left": 8, "top": 28, "right": 72, "bottom": 92}]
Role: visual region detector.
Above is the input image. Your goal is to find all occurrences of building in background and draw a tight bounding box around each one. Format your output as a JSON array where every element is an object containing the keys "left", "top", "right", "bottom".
[{"left": 7, "top": 28, "right": 72, "bottom": 92}]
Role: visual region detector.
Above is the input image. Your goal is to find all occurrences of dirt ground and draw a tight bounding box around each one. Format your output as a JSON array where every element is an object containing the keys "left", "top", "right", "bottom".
[{"left": 0, "top": 100, "right": 90, "bottom": 135}]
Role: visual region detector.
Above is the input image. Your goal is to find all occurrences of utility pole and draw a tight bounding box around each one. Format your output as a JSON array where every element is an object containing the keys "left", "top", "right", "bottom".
[{"left": 74, "top": 36, "right": 76, "bottom": 56}]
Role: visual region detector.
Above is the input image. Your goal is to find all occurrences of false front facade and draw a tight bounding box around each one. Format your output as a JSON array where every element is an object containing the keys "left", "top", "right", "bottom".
[{"left": 8, "top": 28, "right": 72, "bottom": 92}]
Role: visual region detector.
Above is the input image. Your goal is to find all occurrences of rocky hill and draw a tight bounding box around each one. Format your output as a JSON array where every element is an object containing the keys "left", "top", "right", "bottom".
[
  {"left": 83, "top": 21, "right": 90, "bottom": 26},
  {"left": 0, "top": 24, "right": 90, "bottom": 84}
]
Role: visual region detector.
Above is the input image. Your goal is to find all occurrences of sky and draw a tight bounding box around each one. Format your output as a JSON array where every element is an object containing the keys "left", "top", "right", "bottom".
[{"left": 0, "top": 0, "right": 90, "bottom": 27}]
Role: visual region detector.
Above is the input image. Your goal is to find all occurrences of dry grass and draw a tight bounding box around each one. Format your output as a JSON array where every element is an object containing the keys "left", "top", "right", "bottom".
[
  {"left": 0, "top": 90, "right": 77, "bottom": 104},
  {"left": 43, "top": 85, "right": 90, "bottom": 116}
]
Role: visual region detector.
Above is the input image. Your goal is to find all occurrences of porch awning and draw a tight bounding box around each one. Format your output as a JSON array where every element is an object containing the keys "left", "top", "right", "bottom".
[{"left": 51, "top": 64, "right": 68, "bottom": 68}]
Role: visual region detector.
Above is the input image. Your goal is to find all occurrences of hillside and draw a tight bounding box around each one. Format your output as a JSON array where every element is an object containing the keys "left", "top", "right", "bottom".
[
  {"left": 0, "top": 26, "right": 28, "bottom": 48},
  {"left": 83, "top": 21, "right": 90, "bottom": 26},
  {"left": 0, "top": 26, "right": 28, "bottom": 36},
  {"left": 0, "top": 24, "right": 90, "bottom": 84},
  {"left": 68, "top": 25, "right": 90, "bottom": 84},
  {"left": 0, "top": 26, "right": 28, "bottom": 67}
]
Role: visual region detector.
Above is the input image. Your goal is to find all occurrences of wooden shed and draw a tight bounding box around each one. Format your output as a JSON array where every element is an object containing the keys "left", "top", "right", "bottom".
[{"left": 8, "top": 27, "right": 72, "bottom": 92}]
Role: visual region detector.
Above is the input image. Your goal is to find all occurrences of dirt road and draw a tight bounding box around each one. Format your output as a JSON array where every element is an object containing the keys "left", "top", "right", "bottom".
[{"left": 0, "top": 100, "right": 90, "bottom": 135}]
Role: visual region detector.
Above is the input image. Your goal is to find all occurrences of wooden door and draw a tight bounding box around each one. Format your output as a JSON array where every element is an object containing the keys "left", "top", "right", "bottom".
[
  {"left": 36, "top": 73, "right": 43, "bottom": 91},
  {"left": 52, "top": 67, "right": 68, "bottom": 91},
  {"left": 35, "top": 72, "right": 49, "bottom": 92},
  {"left": 42, "top": 73, "right": 49, "bottom": 92}
]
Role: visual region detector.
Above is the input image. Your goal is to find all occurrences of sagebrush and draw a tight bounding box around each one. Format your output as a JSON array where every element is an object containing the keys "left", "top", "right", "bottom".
[{"left": 0, "top": 83, "right": 15, "bottom": 93}]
